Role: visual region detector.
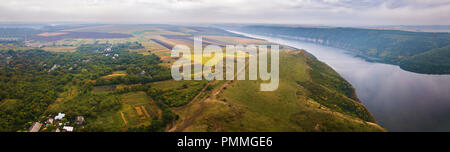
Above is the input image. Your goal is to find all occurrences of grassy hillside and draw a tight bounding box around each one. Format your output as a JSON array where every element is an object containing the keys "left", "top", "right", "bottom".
[
  {"left": 172, "top": 50, "right": 384, "bottom": 132},
  {"left": 237, "top": 25, "right": 450, "bottom": 74}
]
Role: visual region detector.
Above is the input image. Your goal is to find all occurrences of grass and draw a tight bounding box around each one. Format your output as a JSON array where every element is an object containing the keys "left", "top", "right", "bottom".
[
  {"left": 119, "top": 92, "right": 160, "bottom": 126},
  {"left": 93, "top": 85, "right": 117, "bottom": 93},
  {"left": 174, "top": 50, "right": 385, "bottom": 132},
  {"left": 120, "top": 91, "right": 152, "bottom": 105},
  {"left": 0, "top": 99, "right": 20, "bottom": 111},
  {"left": 86, "top": 91, "right": 161, "bottom": 131},
  {"left": 46, "top": 85, "right": 78, "bottom": 113},
  {"left": 212, "top": 52, "right": 309, "bottom": 131},
  {"left": 150, "top": 80, "right": 205, "bottom": 90}
]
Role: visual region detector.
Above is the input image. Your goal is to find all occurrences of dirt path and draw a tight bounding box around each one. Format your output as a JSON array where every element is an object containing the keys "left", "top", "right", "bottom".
[
  {"left": 0, "top": 100, "right": 8, "bottom": 107},
  {"left": 169, "top": 61, "right": 248, "bottom": 132},
  {"left": 135, "top": 107, "right": 143, "bottom": 116},
  {"left": 141, "top": 106, "right": 151, "bottom": 119},
  {"left": 168, "top": 82, "right": 211, "bottom": 132},
  {"left": 120, "top": 112, "right": 128, "bottom": 125}
]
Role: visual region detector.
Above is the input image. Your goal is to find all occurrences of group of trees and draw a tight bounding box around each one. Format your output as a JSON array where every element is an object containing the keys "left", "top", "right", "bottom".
[
  {"left": 0, "top": 40, "right": 23, "bottom": 46},
  {"left": 399, "top": 45, "right": 450, "bottom": 74},
  {"left": 0, "top": 50, "right": 66, "bottom": 131},
  {"left": 0, "top": 42, "right": 171, "bottom": 131},
  {"left": 147, "top": 86, "right": 205, "bottom": 107}
]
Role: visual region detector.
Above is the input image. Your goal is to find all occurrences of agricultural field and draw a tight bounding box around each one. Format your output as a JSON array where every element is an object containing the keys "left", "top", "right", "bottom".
[
  {"left": 90, "top": 91, "right": 161, "bottom": 131},
  {"left": 101, "top": 71, "right": 127, "bottom": 79},
  {"left": 1, "top": 24, "right": 276, "bottom": 62}
]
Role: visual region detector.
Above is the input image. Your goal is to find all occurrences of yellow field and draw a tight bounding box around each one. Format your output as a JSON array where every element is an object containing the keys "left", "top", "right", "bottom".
[{"left": 101, "top": 71, "right": 127, "bottom": 79}]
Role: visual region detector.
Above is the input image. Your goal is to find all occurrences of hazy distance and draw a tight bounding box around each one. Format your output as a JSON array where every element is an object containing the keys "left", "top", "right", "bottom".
[{"left": 0, "top": 0, "right": 450, "bottom": 26}]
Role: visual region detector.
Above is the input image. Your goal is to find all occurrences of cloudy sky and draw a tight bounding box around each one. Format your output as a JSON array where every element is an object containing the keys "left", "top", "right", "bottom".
[{"left": 0, "top": 0, "right": 449, "bottom": 25}]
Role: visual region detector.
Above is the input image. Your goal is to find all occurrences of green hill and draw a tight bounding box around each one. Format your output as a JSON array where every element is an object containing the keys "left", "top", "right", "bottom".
[{"left": 173, "top": 50, "right": 385, "bottom": 132}]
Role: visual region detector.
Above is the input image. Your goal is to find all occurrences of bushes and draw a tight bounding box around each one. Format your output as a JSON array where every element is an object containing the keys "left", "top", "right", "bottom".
[
  {"left": 298, "top": 81, "right": 375, "bottom": 122},
  {"left": 147, "top": 86, "right": 203, "bottom": 107}
]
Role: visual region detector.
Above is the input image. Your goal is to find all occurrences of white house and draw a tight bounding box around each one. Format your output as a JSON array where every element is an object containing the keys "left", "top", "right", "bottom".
[
  {"left": 63, "top": 126, "right": 74, "bottom": 132},
  {"left": 54, "top": 113, "right": 65, "bottom": 120}
]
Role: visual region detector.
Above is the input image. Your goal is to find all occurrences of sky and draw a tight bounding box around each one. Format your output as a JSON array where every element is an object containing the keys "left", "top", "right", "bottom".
[{"left": 0, "top": 0, "right": 449, "bottom": 25}]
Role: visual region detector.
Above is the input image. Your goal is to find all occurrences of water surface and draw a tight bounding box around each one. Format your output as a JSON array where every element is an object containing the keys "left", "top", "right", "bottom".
[{"left": 231, "top": 31, "right": 450, "bottom": 131}]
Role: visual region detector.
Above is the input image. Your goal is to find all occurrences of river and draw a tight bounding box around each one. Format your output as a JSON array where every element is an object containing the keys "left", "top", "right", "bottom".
[{"left": 230, "top": 30, "right": 450, "bottom": 131}]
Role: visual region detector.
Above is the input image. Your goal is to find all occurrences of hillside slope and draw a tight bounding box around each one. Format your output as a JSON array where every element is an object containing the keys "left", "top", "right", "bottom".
[{"left": 171, "top": 50, "right": 385, "bottom": 132}]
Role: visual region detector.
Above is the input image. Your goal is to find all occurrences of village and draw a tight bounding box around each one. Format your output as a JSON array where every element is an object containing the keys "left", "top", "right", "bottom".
[{"left": 27, "top": 113, "right": 85, "bottom": 132}]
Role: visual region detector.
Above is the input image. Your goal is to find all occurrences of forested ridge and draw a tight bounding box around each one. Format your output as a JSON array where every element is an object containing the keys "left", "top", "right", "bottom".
[{"left": 238, "top": 25, "right": 450, "bottom": 74}]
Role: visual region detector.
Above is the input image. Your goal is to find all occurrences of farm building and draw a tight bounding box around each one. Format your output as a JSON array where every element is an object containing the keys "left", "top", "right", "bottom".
[
  {"left": 46, "top": 118, "right": 54, "bottom": 125},
  {"left": 75, "top": 116, "right": 85, "bottom": 125}
]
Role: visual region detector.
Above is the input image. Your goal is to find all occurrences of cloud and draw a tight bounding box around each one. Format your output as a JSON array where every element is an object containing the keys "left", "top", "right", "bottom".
[{"left": 0, "top": 0, "right": 449, "bottom": 25}]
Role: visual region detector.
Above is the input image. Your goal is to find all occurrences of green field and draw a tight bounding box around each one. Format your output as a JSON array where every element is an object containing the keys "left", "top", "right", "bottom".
[{"left": 81, "top": 91, "right": 160, "bottom": 131}]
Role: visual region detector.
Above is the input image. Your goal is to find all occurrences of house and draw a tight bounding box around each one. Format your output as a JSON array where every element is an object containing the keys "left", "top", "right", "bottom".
[
  {"left": 54, "top": 113, "right": 65, "bottom": 120},
  {"left": 48, "top": 64, "right": 59, "bottom": 73},
  {"left": 75, "top": 116, "right": 85, "bottom": 125},
  {"left": 63, "top": 126, "right": 74, "bottom": 132},
  {"left": 46, "top": 118, "right": 54, "bottom": 125},
  {"left": 28, "top": 122, "right": 43, "bottom": 132}
]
